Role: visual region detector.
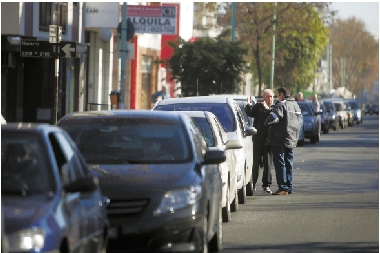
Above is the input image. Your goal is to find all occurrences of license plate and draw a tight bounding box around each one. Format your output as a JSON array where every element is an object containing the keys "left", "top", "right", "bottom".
[{"left": 108, "top": 227, "right": 118, "bottom": 239}]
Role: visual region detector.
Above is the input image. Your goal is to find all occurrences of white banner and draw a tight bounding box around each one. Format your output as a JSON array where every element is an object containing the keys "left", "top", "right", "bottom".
[{"left": 85, "top": 2, "right": 119, "bottom": 28}]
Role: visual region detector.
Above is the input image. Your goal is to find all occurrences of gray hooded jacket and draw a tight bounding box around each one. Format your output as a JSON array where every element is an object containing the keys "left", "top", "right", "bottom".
[{"left": 264, "top": 96, "right": 302, "bottom": 148}]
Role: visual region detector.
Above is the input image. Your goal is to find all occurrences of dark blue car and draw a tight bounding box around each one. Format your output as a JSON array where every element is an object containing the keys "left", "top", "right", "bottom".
[{"left": 2, "top": 123, "right": 108, "bottom": 253}]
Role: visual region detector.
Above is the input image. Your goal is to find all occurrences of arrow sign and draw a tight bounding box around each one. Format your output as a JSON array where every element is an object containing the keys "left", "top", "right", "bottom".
[{"left": 59, "top": 42, "right": 76, "bottom": 58}]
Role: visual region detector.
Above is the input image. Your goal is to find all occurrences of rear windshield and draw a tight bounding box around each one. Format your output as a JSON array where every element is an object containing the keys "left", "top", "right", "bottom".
[
  {"left": 154, "top": 103, "right": 236, "bottom": 132},
  {"left": 347, "top": 101, "right": 359, "bottom": 109},
  {"left": 59, "top": 118, "right": 192, "bottom": 164}
]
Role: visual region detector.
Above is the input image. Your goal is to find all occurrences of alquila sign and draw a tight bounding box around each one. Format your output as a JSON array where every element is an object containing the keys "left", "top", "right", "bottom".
[{"left": 128, "top": 5, "right": 177, "bottom": 35}]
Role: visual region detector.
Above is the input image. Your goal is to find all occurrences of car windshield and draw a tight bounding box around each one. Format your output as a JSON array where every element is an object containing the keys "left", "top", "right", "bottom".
[
  {"left": 347, "top": 101, "right": 359, "bottom": 109},
  {"left": 323, "top": 102, "right": 334, "bottom": 111},
  {"left": 154, "top": 103, "right": 236, "bottom": 132},
  {"left": 192, "top": 117, "right": 215, "bottom": 147},
  {"left": 333, "top": 103, "right": 342, "bottom": 111},
  {"left": 1, "top": 132, "right": 52, "bottom": 196},
  {"left": 298, "top": 103, "right": 312, "bottom": 116},
  {"left": 59, "top": 118, "right": 191, "bottom": 164}
]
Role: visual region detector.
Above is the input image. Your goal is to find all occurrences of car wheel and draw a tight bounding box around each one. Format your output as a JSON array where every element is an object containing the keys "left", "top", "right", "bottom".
[
  {"left": 208, "top": 208, "right": 223, "bottom": 252},
  {"left": 222, "top": 185, "right": 231, "bottom": 222},
  {"left": 297, "top": 139, "right": 304, "bottom": 147},
  {"left": 238, "top": 179, "right": 247, "bottom": 204},
  {"left": 316, "top": 130, "right": 320, "bottom": 142},
  {"left": 230, "top": 187, "right": 238, "bottom": 212},
  {"left": 246, "top": 174, "right": 254, "bottom": 196},
  {"left": 310, "top": 136, "right": 316, "bottom": 144}
]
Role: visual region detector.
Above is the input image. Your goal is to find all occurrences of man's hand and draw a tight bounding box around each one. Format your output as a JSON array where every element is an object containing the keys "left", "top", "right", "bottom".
[{"left": 246, "top": 97, "right": 252, "bottom": 106}]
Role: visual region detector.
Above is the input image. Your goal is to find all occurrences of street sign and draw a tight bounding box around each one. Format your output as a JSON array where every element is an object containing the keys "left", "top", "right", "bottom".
[
  {"left": 49, "top": 25, "right": 62, "bottom": 43},
  {"left": 20, "top": 40, "right": 54, "bottom": 58},
  {"left": 60, "top": 42, "right": 76, "bottom": 58}
]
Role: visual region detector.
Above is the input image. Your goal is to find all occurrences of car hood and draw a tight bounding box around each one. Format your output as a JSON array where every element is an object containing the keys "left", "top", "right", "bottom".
[
  {"left": 2, "top": 195, "right": 52, "bottom": 234},
  {"left": 89, "top": 163, "right": 199, "bottom": 198}
]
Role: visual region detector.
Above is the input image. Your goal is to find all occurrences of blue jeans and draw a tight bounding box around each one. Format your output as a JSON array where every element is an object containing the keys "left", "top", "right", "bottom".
[{"left": 271, "top": 146, "right": 294, "bottom": 192}]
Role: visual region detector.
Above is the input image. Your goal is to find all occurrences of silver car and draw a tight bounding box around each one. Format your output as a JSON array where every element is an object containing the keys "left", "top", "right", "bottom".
[
  {"left": 179, "top": 111, "right": 243, "bottom": 222},
  {"left": 152, "top": 95, "right": 256, "bottom": 205}
]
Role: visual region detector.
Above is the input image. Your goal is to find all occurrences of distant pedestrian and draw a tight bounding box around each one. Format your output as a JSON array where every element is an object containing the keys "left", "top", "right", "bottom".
[
  {"left": 264, "top": 87, "right": 302, "bottom": 195},
  {"left": 151, "top": 86, "right": 170, "bottom": 103},
  {"left": 245, "top": 89, "right": 274, "bottom": 194},
  {"left": 296, "top": 92, "right": 304, "bottom": 101}
]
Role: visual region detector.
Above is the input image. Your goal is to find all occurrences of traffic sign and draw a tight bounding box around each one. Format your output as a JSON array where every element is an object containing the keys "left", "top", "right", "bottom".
[
  {"left": 20, "top": 40, "right": 54, "bottom": 58},
  {"left": 49, "top": 25, "right": 62, "bottom": 43},
  {"left": 60, "top": 42, "right": 76, "bottom": 58}
]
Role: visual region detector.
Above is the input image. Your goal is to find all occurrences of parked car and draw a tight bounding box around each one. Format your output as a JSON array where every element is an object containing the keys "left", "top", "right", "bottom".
[
  {"left": 344, "top": 98, "right": 362, "bottom": 124},
  {"left": 323, "top": 99, "right": 348, "bottom": 129},
  {"left": 319, "top": 103, "right": 330, "bottom": 134},
  {"left": 152, "top": 96, "right": 256, "bottom": 205},
  {"left": 58, "top": 110, "right": 225, "bottom": 252},
  {"left": 322, "top": 100, "right": 339, "bottom": 131},
  {"left": 296, "top": 101, "right": 321, "bottom": 143},
  {"left": 2, "top": 123, "right": 108, "bottom": 253},
  {"left": 179, "top": 111, "right": 243, "bottom": 222},
  {"left": 364, "top": 104, "right": 379, "bottom": 116},
  {"left": 343, "top": 101, "right": 355, "bottom": 126}
]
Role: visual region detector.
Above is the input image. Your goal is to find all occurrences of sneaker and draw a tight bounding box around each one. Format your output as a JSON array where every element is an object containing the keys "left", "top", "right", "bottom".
[
  {"left": 272, "top": 189, "right": 288, "bottom": 195},
  {"left": 263, "top": 186, "right": 272, "bottom": 194}
]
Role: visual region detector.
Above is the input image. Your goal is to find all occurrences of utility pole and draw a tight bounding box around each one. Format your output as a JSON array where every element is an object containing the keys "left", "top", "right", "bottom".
[
  {"left": 231, "top": 3, "right": 236, "bottom": 42},
  {"left": 119, "top": 3, "right": 127, "bottom": 109},
  {"left": 270, "top": 2, "right": 277, "bottom": 90}
]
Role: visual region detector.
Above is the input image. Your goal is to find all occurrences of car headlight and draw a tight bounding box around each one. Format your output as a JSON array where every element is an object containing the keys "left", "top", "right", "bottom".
[
  {"left": 8, "top": 227, "right": 45, "bottom": 250},
  {"left": 153, "top": 186, "right": 202, "bottom": 216},
  {"left": 328, "top": 115, "right": 335, "bottom": 120}
]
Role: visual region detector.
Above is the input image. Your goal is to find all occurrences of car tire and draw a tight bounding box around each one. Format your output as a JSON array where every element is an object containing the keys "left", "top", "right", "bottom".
[
  {"left": 316, "top": 130, "right": 320, "bottom": 142},
  {"left": 209, "top": 208, "right": 223, "bottom": 252},
  {"left": 310, "top": 136, "right": 316, "bottom": 144},
  {"left": 297, "top": 139, "right": 304, "bottom": 147},
  {"left": 222, "top": 185, "right": 231, "bottom": 222},
  {"left": 246, "top": 175, "right": 254, "bottom": 196},
  {"left": 230, "top": 188, "right": 238, "bottom": 212},
  {"left": 238, "top": 178, "right": 247, "bottom": 204}
]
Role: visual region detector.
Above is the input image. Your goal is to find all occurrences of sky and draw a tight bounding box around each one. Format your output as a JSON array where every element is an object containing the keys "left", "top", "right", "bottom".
[{"left": 330, "top": 2, "right": 379, "bottom": 39}]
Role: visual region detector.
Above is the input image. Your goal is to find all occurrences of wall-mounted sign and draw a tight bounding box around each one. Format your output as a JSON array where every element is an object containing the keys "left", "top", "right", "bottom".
[
  {"left": 85, "top": 2, "right": 119, "bottom": 28},
  {"left": 128, "top": 5, "right": 177, "bottom": 35}
]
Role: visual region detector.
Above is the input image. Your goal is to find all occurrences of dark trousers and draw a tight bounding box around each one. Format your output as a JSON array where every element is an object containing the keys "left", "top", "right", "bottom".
[
  {"left": 271, "top": 146, "right": 294, "bottom": 192},
  {"left": 252, "top": 140, "right": 272, "bottom": 188}
]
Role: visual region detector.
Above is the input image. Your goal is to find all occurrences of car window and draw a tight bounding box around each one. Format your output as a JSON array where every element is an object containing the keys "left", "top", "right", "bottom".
[
  {"left": 333, "top": 103, "right": 342, "bottom": 111},
  {"left": 59, "top": 118, "right": 191, "bottom": 164},
  {"left": 1, "top": 131, "right": 53, "bottom": 195},
  {"left": 323, "top": 102, "right": 334, "bottom": 111},
  {"left": 214, "top": 116, "right": 229, "bottom": 144},
  {"left": 234, "top": 102, "right": 246, "bottom": 134},
  {"left": 192, "top": 117, "right": 215, "bottom": 147},
  {"left": 298, "top": 103, "right": 312, "bottom": 116},
  {"left": 154, "top": 103, "right": 236, "bottom": 132},
  {"left": 347, "top": 101, "right": 359, "bottom": 109}
]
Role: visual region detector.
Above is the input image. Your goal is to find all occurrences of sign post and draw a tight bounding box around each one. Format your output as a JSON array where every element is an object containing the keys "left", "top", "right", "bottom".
[{"left": 49, "top": 25, "right": 62, "bottom": 124}]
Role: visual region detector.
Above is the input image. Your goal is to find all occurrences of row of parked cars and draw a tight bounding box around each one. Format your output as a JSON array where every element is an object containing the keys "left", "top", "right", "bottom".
[{"left": 1, "top": 94, "right": 366, "bottom": 253}]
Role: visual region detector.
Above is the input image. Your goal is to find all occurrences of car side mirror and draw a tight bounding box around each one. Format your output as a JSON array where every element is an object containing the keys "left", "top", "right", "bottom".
[
  {"left": 245, "top": 126, "right": 257, "bottom": 136},
  {"left": 203, "top": 149, "right": 226, "bottom": 164},
  {"left": 64, "top": 175, "right": 99, "bottom": 193},
  {"left": 225, "top": 139, "right": 243, "bottom": 150}
]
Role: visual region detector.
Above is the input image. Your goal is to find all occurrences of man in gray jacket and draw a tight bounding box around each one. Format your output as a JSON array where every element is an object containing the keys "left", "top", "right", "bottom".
[{"left": 264, "top": 87, "right": 302, "bottom": 195}]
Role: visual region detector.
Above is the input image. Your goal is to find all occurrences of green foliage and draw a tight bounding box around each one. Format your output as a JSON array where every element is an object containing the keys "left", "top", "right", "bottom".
[{"left": 161, "top": 30, "right": 248, "bottom": 97}]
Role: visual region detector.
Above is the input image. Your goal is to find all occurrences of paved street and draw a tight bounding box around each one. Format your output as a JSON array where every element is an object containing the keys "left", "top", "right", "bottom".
[{"left": 222, "top": 115, "right": 379, "bottom": 253}]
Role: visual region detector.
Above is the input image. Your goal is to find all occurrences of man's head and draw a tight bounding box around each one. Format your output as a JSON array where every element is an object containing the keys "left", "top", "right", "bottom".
[
  {"left": 311, "top": 94, "right": 317, "bottom": 101},
  {"left": 263, "top": 89, "right": 274, "bottom": 106},
  {"left": 277, "top": 87, "right": 290, "bottom": 101},
  {"left": 296, "top": 92, "right": 303, "bottom": 101}
]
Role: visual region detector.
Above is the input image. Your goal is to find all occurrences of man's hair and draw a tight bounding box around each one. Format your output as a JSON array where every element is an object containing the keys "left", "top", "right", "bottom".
[
  {"left": 277, "top": 87, "right": 290, "bottom": 96},
  {"left": 263, "top": 89, "right": 274, "bottom": 96},
  {"left": 297, "top": 92, "right": 303, "bottom": 97}
]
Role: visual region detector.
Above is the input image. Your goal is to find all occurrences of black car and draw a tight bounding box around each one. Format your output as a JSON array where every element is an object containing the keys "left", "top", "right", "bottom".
[
  {"left": 2, "top": 123, "right": 108, "bottom": 253},
  {"left": 365, "top": 104, "right": 379, "bottom": 116},
  {"left": 58, "top": 110, "right": 225, "bottom": 253},
  {"left": 319, "top": 103, "right": 330, "bottom": 134}
]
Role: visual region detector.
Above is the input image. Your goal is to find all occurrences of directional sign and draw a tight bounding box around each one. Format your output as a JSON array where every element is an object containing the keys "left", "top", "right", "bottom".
[
  {"left": 20, "top": 40, "right": 54, "bottom": 58},
  {"left": 60, "top": 42, "right": 76, "bottom": 58},
  {"left": 49, "top": 25, "right": 62, "bottom": 43}
]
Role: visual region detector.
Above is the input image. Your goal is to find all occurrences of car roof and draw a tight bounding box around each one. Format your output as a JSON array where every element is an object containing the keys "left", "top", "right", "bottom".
[
  {"left": 2, "top": 122, "right": 60, "bottom": 132},
  {"left": 59, "top": 109, "right": 187, "bottom": 121},
  {"left": 156, "top": 96, "right": 233, "bottom": 105}
]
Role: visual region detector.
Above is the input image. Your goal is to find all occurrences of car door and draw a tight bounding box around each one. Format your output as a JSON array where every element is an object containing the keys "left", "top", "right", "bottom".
[{"left": 53, "top": 131, "right": 102, "bottom": 252}]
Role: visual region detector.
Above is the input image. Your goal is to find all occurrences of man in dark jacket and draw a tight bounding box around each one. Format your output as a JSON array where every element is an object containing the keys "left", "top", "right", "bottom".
[
  {"left": 245, "top": 89, "right": 274, "bottom": 194},
  {"left": 264, "top": 87, "right": 302, "bottom": 195}
]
